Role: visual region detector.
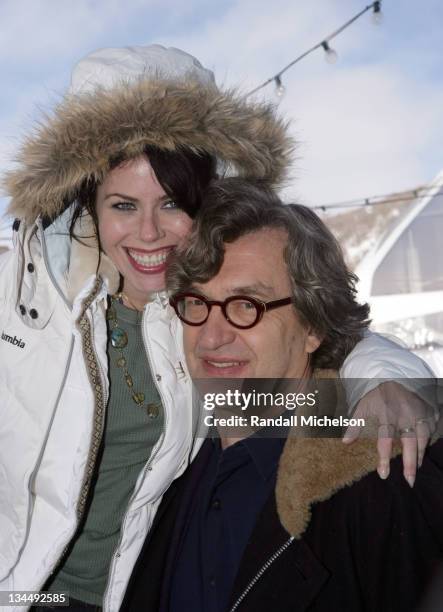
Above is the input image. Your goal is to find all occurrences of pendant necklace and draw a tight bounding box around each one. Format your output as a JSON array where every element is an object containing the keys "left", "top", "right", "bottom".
[{"left": 107, "top": 292, "right": 160, "bottom": 419}]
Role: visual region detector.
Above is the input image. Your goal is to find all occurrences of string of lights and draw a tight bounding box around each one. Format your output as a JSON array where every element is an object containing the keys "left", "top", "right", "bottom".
[
  {"left": 312, "top": 185, "right": 443, "bottom": 212},
  {"left": 247, "top": 1, "right": 383, "bottom": 98}
]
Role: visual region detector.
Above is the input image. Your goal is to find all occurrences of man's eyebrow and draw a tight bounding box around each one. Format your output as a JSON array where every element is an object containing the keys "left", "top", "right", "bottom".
[
  {"left": 187, "top": 286, "right": 206, "bottom": 296},
  {"left": 230, "top": 283, "right": 276, "bottom": 298},
  {"left": 186, "top": 283, "right": 276, "bottom": 299}
]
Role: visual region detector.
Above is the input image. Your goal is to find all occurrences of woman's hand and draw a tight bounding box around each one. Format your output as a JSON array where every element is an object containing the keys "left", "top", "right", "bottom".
[{"left": 343, "top": 381, "right": 439, "bottom": 487}]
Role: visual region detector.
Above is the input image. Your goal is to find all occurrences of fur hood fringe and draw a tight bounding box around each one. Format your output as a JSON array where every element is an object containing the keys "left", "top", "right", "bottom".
[{"left": 3, "top": 79, "right": 294, "bottom": 222}]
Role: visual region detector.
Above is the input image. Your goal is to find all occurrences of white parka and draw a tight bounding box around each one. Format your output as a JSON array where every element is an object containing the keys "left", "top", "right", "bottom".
[
  {"left": 0, "top": 45, "right": 435, "bottom": 612},
  {"left": 0, "top": 210, "right": 203, "bottom": 610}
]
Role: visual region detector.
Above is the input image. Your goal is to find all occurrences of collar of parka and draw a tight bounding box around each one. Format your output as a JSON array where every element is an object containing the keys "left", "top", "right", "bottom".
[
  {"left": 3, "top": 78, "right": 294, "bottom": 223},
  {"left": 275, "top": 369, "right": 402, "bottom": 538},
  {"left": 66, "top": 212, "right": 120, "bottom": 302}
]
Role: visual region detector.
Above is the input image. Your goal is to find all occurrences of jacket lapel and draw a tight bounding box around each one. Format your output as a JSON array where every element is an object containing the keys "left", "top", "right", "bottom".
[{"left": 229, "top": 492, "right": 329, "bottom": 611}]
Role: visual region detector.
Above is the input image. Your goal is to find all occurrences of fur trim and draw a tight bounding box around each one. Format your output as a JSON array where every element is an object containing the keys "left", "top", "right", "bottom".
[
  {"left": 3, "top": 79, "right": 294, "bottom": 222},
  {"left": 275, "top": 370, "right": 400, "bottom": 538},
  {"left": 276, "top": 437, "right": 382, "bottom": 539}
]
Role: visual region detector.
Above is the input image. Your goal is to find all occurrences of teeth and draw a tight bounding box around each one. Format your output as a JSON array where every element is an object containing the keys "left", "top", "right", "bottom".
[
  {"left": 128, "top": 249, "right": 169, "bottom": 267},
  {"left": 207, "top": 361, "right": 241, "bottom": 368}
]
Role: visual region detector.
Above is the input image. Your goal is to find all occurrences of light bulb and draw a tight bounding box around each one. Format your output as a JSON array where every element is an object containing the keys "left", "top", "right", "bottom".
[
  {"left": 274, "top": 76, "right": 285, "bottom": 98},
  {"left": 372, "top": 1, "right": 383, "bottom": 25},
  {"left": 325, "top": 48, "right": 338, "bottom": 64},
  {"left": 321, "top": 41, "right": 338, "bottom": 64}
]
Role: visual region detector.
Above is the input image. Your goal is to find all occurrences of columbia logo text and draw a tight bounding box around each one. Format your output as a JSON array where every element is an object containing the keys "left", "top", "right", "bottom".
[{"left": 1, "top": 331, "right": 26, "bottom": 349}]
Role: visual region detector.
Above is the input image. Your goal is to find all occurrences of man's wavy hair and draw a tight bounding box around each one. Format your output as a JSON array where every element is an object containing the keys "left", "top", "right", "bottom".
[{"left": 167, "top": 177, "right": 370, "bottom": 369}]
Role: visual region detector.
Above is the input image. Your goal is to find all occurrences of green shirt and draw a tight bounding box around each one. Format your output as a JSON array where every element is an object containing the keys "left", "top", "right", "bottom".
[{"left": 49, "top": 300, "right": 164, "bottom": 605}]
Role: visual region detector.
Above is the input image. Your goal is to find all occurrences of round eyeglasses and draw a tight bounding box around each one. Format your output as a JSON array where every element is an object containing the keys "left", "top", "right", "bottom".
[{"left": 170, "top": 292, "right": 295, "bottom": 330}]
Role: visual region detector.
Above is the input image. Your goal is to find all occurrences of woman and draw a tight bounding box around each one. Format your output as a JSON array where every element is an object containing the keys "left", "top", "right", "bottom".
[{"left": 0, "top": 45, "right": 434, "bottom": 612}]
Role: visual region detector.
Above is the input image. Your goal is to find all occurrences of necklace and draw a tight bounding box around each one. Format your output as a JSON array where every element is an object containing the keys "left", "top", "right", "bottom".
[
  {"left": 120, "top": 291, "right": 144, "bottom": 312},
  {"left": 107, "top": 293, "right": 160, "bottom": 419}
]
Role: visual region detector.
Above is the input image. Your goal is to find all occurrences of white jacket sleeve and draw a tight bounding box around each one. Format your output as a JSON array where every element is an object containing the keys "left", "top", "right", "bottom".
[{"left": 339, "top": 330, "right": 436, "bottom": 410}]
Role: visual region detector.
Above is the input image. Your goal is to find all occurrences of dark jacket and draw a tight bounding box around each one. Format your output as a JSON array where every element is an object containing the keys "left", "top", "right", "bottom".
[{"left": 122, "top": 431, "right": 443, "bottom": 612}]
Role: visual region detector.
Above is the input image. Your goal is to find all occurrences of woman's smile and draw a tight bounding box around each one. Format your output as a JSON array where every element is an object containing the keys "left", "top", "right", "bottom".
[
  {"left": 126, "top": 246, "right": 175, "bottom": 273},
  {"left": 96, "top": 156, "right": 193, "bottom": 309}
]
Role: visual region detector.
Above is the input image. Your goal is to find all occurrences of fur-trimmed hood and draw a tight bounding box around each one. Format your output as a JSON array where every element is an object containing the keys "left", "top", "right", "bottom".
[{"left": 3, "top": 78, "right": 293, "bottom": 222}]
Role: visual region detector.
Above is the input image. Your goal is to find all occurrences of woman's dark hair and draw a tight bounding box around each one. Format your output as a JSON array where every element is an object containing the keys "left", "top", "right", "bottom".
[
  {"left": 69, "top": 145, "right": 217, "bottom": 242},
  {"left": 167, "top": 177, "right": 371, "bottom": 370}
]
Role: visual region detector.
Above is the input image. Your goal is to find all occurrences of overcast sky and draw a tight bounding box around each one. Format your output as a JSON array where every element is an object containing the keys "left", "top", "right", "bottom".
[{"left": 1, "top": 0, "right": 442, "bottom": 219}]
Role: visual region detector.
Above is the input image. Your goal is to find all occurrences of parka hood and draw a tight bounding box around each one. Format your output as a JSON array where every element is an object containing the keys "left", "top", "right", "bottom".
[{"left": 4, "top": 78, "right": 294, "bottom": 222}]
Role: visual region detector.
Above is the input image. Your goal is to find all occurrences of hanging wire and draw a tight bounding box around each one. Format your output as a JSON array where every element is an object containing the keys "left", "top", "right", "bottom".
[{"left": 246, "top": 1, "right": 382, "bottom": 97}]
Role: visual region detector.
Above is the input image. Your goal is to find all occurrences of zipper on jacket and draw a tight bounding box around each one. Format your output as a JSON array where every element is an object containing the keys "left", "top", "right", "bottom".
[
  {"left": 102, "top": 428, "right": 167, "bottom": 609},
  {"left": 229, "top": 537, "right": 295, "bottom": 612},
  {"left": 102, "top": 297, "right": 172, "bottom": 610},
  {"left": 75, "top": 278, "right": 109, "bottom": 521}
]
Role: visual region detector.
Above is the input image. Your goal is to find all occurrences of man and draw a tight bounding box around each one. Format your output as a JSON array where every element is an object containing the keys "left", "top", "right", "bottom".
[{"left": 122, "top": 179, "right": 442, "bottom": 612}]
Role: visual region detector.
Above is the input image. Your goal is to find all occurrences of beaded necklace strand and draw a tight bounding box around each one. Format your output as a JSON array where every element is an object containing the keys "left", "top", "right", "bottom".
[{"left": 107, "top": 293, "right": 160, "bottom": 419}]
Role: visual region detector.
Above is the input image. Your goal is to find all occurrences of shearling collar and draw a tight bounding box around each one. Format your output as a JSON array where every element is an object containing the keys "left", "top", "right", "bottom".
[
  {"left": 4, "top": 79, "right": 294, "bottom": 222},
  {"left": 275, "top": 371, "right": 400, "bottom": 538},
  {"left": 276, "top": 436, "right": 383, "bottom": 539}
]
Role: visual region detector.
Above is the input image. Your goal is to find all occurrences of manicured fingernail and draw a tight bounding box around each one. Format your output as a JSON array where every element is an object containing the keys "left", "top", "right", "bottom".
[
  {"left": 378, "top": 466, "right": 389, "bottom": 479},
  {"left": 406, "top": 475, "right": 415, "bottom": 488}
]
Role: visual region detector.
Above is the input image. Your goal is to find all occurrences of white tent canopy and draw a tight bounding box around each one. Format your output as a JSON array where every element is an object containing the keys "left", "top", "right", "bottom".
[{"left": 357, "top": 169, "right": 443, "bottom": 374}]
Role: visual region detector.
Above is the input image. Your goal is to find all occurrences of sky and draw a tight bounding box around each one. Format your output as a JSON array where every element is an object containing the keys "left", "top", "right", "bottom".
[{"left": 1, "top": 0, "right": 442, "bottom": 220}]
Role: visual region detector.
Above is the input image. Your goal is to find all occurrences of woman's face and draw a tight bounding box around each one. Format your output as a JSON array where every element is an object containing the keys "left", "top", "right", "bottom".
[{"left": 96, "top": 156, "right": 193, "bottom": 308}]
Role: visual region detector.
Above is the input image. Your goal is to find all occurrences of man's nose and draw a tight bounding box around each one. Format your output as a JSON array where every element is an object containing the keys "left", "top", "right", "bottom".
[
  {"left": 139, "top": 209, "right": 164, "bottom": 243},
  {"left": 196, "top": 305, "right": 237, "bottom": 351}
]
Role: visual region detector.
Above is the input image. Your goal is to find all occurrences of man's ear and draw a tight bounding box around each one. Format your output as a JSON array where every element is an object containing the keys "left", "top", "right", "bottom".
[{"left": 305, "top": 328, "right": 323, "bottom": 354}]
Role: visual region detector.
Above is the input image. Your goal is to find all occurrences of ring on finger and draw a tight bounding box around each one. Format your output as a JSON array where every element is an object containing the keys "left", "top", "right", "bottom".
[
  {"left": 415, "top": 418, "right": 428, "bottom": 426},
  {"left": 398, "top": 426, "right": 415, "bottom": 435}
]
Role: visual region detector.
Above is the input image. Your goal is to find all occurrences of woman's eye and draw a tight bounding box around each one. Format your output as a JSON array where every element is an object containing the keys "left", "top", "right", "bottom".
[
  {"left": 112, "top": 201, "right": 136, "bottom": 211},
  {"left": 162, "top": 200, "right": 179, "bottom": 210}
]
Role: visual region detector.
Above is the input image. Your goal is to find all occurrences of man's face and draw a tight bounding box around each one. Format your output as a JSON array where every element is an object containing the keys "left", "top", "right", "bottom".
[{"left": 183, "top": 228, "right": 321, "bottom": 379}]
